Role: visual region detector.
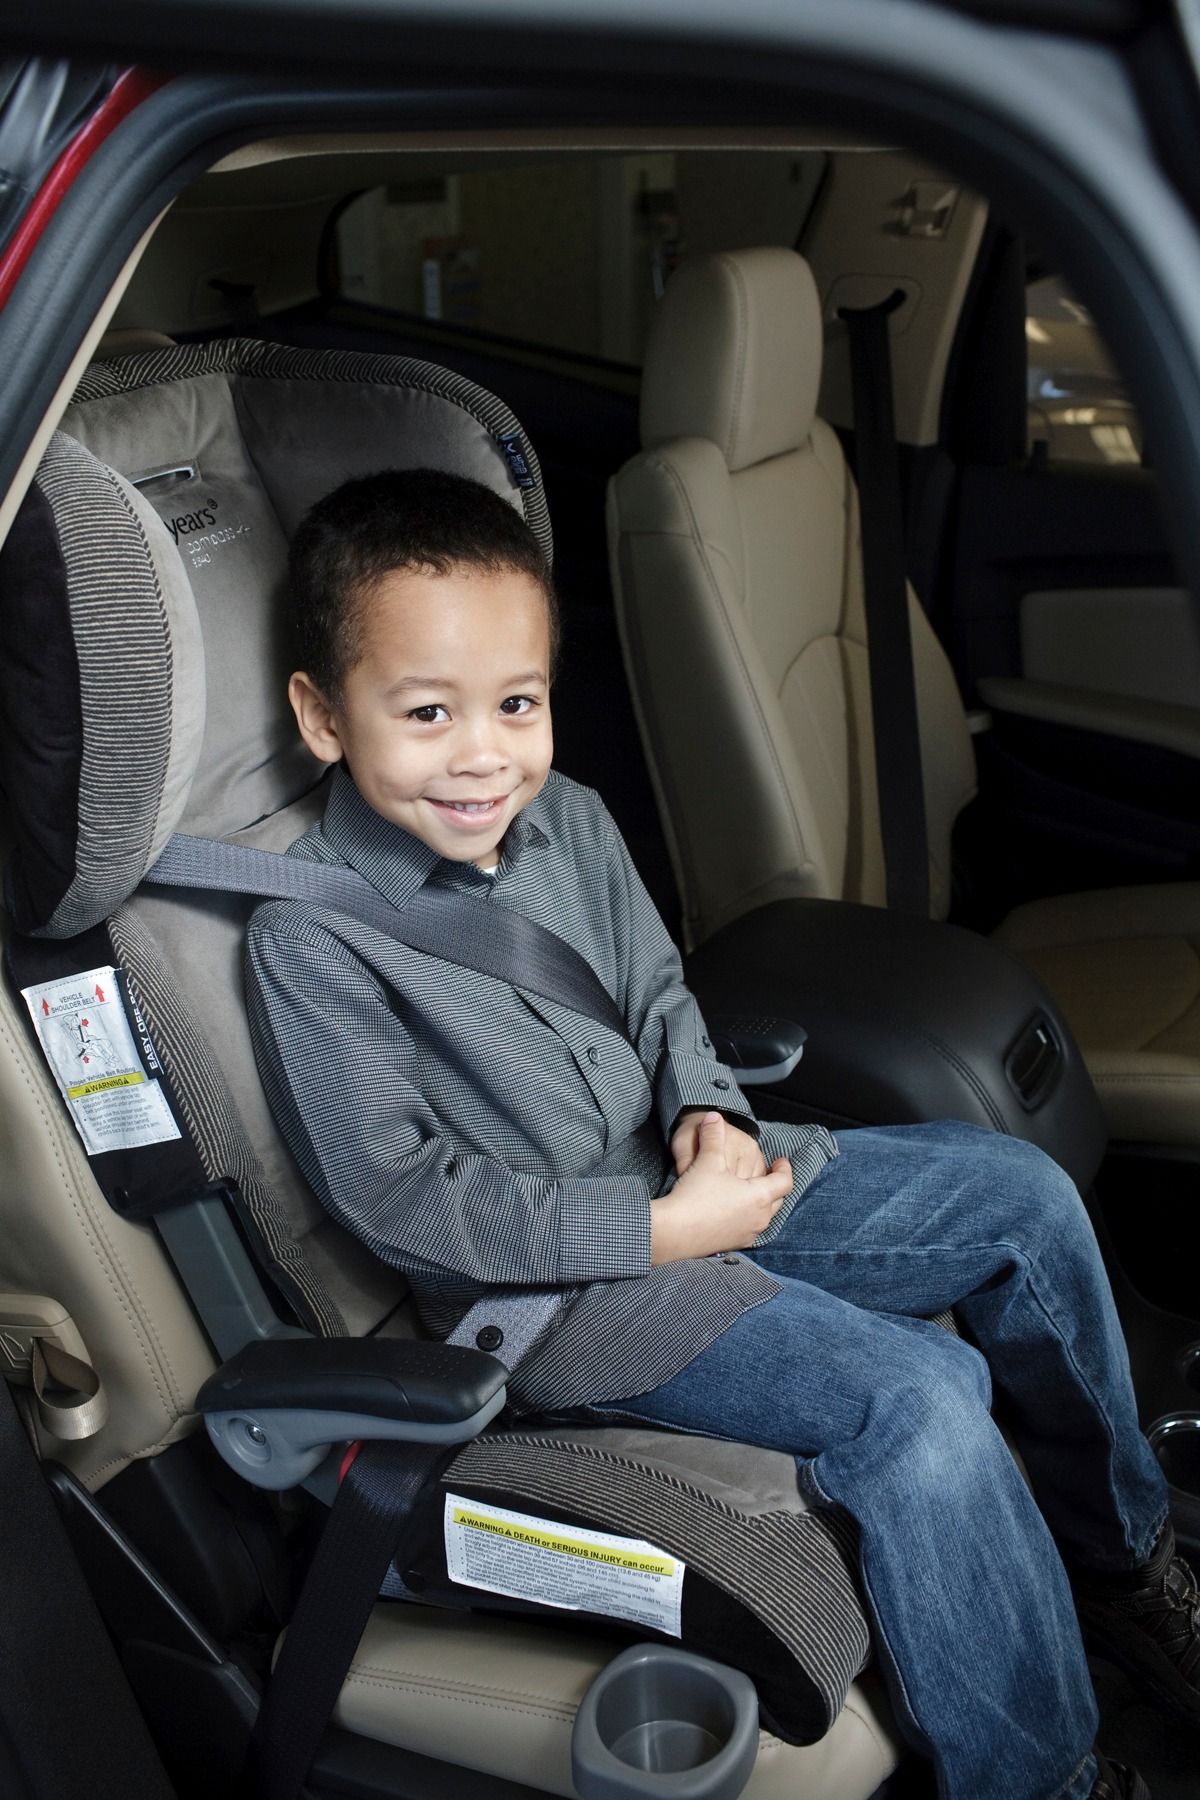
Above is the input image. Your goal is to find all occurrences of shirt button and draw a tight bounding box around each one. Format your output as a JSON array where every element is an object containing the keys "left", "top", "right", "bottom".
[
  {"left": 701, "top": 1036, "right": 711, "bottom": 1049},
  {"left": 712, "top": 1078, "right": 729, "bottom": 1090},
  {"left": 587, "top": 1046, "right": 599, "bottom": 1065},
  {"left": 723, "top": 1255, "right": 739, "bottom": 1265}
]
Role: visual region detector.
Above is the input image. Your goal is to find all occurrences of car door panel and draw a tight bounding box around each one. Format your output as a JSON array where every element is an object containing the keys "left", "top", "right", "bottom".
[
  {"left": 945, "top": 457, "right": 1195, "bottom": 909},
  {"left": 1019, "top": 584, "right": 1200, "bottom": 709}
]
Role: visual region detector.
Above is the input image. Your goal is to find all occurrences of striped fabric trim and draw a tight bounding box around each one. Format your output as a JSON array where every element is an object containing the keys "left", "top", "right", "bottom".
[
  {"left": 34, "top": 436, "right": 173, "bottom": 939},
  {"left": 71, "top": 337, "right": 553, "bottom": 568},
  {"left": 108, "top": 904, "right": 345, "bottom": 1337},
  {"left": 447, "top": 1432, "right": 869, "bottom": 1731}
]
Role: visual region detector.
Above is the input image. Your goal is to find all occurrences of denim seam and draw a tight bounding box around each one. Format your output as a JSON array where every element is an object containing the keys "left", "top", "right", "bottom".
[
  {"left": 798, "top": 1455, "right": 932, "bottom": 1758},
  {"left": 1049, "top": 1750, "right": 1095, "bottom": 1800},
  {"left": 763, "top": 1232, "right": 1160, "bottom": 1565},
  {"left": 1019, "top": 1247, "right": 1163, "bottom": 1566}
]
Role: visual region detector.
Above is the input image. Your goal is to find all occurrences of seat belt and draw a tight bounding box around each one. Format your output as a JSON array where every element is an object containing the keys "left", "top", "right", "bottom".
[
  {"left": 243, "top": 1436, "right": 456, "bottom": 1800},
  {"left": 145, "top": 831, "right": 630, "bottom": 1044},
  {"left": 839, "top": 294, "right": 931, "bottom": 918}
]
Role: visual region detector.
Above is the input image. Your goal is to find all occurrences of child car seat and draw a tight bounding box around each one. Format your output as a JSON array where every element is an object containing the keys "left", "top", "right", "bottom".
[{"left": 0, "top": 340, "right": 900, "bottom": 1799}]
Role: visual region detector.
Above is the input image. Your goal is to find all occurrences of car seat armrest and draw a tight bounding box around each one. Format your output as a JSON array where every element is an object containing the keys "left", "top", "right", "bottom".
[
  {"left": 705, "top": 1014, "right": 806, "bottom": 1086},
  {"left": 196, "top": 1337, "right": 507, "bottom": 1490}
]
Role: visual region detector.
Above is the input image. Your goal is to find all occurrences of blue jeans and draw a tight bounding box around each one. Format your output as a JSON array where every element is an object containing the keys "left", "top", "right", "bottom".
[{"left": 594, "top": 1122, "right": 1168, "bottom": 1800}]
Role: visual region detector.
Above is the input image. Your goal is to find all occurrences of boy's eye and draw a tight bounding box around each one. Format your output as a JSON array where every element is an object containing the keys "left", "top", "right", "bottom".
[
  {"left": 407, "top": 704, "right": 449, "bottom": 724},
  {"left": 499, "top": 695, "right": 537, "bottom": 716}
]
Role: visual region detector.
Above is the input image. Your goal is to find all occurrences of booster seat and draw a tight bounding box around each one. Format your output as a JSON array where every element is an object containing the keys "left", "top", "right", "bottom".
[{"left": 0, "top": 341, "right": 900, "bottom": 1799}]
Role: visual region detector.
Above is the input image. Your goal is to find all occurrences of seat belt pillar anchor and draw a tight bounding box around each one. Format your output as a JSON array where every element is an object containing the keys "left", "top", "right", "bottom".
[{"left": 0, "top": 1293, "right": 108, "bottom": 1439}]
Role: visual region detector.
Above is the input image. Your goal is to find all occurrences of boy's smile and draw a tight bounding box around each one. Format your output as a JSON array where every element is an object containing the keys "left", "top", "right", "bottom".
[{"left": 289, "top": 562, "right": 554, "bottom": 869}]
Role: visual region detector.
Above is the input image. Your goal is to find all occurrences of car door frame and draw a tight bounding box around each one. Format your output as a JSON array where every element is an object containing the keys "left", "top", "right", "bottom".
[{"left": 2, "top": 3, "right": 1200, "bottom": 617}]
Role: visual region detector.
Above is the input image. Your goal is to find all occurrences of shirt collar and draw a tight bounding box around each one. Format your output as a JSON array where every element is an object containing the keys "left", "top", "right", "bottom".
[{"left": 320, "top": 765, "right": 549, "bottom": 910}]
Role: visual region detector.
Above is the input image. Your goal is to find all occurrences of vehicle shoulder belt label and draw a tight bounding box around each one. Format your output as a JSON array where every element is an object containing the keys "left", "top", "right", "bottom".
[
  {"left": 21, "top": 964, "right": 183, "bottom": 1157},
  {"left": 443, "top": 1491, "right": 683, "bottom": 1636}
]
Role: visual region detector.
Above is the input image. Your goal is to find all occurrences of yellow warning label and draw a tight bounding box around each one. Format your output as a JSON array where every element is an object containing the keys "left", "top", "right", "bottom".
[
  {"left": 450, "top": 1505, "right": 676, "bottom": 1575},
  {"left": 67, "top": 1071, "right": 146, "bottom": 1100},
  {"left": 444, "top": 1492, "right": 684, "bottom": 1635}
]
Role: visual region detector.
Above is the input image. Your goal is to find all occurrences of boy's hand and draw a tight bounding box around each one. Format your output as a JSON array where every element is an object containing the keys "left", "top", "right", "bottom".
[
  {"left": 652, "top": 1113, "right": 792, "bottom": 1265},
  {"left": 671, "top": 1106, "right": 766, "bottom": 1178}
]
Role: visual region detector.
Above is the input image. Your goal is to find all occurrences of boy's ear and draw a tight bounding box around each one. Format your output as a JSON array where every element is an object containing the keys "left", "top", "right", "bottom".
[{"left": 289, "top": 671, "right": 346, "bottom": 765}]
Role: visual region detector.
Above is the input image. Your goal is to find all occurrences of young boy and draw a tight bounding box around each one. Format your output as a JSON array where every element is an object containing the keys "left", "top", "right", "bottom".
[{"left": 246, "top": 467, "right": 1197, "bottom": 1800}]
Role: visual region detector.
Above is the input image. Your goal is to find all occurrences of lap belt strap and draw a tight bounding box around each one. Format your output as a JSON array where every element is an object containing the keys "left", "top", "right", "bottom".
[
  {"left": 839, "top": 293, "right": 930, "bottom": 918},
  {"left": 243, "top": 1437, "right": 456, "bottom": 1800},
  {"left": 145, "top": 831, "right": 631, "bottom": 1044}
]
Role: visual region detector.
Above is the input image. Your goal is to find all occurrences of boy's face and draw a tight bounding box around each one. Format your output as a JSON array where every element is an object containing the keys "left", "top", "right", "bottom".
[{"left": 290, "top": 562, "right": 553, "bottom": 870}]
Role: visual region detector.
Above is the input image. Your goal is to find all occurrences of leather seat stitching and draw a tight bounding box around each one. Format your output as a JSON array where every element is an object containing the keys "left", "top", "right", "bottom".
[
  {"left": 776, "top": 634, "right": 854, "bottom": 837},
  {"left": 343, "top": 1673, "right": 576, "bottom": 1723},
  {"left": 720, "top": 253, "right": 749, "bottom": 469},
  {"left": 1140, "top": 939, "right": 1200, "bottom": 1053},
  {"left": 0, "top": 1006, "right": 182, "bottom": 1414},
  {"left": 831, "top": 1695, "right": 895, "bottom": 1771},
  {"left": 1092, "top": 1072, "right": 1200, "bottom": 1086},
  {"left": 640, "top": 454, "right": 814, "bottom": 883}
]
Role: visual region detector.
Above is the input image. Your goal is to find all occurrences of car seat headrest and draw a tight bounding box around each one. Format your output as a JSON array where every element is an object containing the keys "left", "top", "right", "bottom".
[
  {"left": 639, "top": 247, "right": 823, "bottom": 471},
  {"left": 0, "top": 338, "right": 550, "bottom": 938}
]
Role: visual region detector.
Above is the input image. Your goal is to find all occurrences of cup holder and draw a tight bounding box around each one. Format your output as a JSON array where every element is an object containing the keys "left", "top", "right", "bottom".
[
  {"left": 572, "top": 1644, "right": 759, "bottom": 1800},
  {"left": 1147, "top": 1413, "right": 1200, "bottom": 1497}
]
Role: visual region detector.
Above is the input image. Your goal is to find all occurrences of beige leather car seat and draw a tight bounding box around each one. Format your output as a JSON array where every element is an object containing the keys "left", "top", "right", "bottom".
[
  {"left": 0, "top": 338, "right": 900, "bottom": 1800},
  {"left": 607, "top": 246, "right": 1200, "bottom": 1148}
]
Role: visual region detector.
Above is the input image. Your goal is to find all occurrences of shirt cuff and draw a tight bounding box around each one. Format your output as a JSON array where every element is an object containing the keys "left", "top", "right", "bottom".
[
  {"left": 655, "top": 1052, "right": 758, "bottom": 1142},
  {"left": 556, "top": 1177, "right": 653, "bottom": 1282}
]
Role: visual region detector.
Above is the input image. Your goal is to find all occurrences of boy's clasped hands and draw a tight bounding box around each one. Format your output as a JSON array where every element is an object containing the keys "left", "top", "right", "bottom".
[{"left": 651, "top": 1109, "right": 793, "bottom": 1265}]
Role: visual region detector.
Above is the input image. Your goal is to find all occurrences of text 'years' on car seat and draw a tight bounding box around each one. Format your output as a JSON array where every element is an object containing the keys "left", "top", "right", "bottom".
[
  {"left": 608, "top": 246, "right": 1200, "bottom": 1151},
  {"left": 0, "top": 340, "right": 899, "bottom": 1800}
]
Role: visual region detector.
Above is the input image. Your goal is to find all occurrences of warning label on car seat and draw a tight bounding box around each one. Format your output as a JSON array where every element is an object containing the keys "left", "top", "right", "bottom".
[
  {"left": 21, "top": 965, "right": 182, "bottom": 1157},
  {"left": 444, "top": 1493, "right": 684, "bottom": 1637}
]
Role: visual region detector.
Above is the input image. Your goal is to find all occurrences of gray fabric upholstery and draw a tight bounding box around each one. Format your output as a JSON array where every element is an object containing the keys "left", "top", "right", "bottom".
[
  {"left": 447, "top": 1428, "right": 869, "bottom": 1736},
  {"left": 18, "top": 339, "right": 553, "bottom": 1331},
  {"left": 62, "top": 367, "right": 321, "bottom": 842},
  {"left": 58, "top": 337, "right": 550, "bottom": 851},
  {"left": 113, "top": 790, "right": 409, "bottom": 1339},
  {"left": 69, "top": 338, "right": 551, "bottom": 561},
  {"left": 33, "top": 434, "right": 205, "bottom": 937}
]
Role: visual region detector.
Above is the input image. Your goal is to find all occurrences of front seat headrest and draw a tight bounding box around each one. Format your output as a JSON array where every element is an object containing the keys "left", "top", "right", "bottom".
[{"left": 639, "top": 246, "right": 823, "bottom": 472}]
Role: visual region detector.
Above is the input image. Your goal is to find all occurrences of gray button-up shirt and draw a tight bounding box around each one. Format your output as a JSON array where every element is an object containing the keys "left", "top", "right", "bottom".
[{"left": 246, "top": 767, "right": 836, "bottom": 1411}]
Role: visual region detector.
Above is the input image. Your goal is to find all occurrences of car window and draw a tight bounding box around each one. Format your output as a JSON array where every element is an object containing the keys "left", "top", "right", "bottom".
[
  {"left": 334, "top": 149, "right": 827, "bottom": 371},
  {"left": 1025, "top": 273, "right": 1144, "bottom": 466}
]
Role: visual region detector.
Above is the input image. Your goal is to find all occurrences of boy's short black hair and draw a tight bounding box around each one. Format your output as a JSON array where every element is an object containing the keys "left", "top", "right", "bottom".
[{"left": 288, "top": 467, "right": 558, "bottom": 700}]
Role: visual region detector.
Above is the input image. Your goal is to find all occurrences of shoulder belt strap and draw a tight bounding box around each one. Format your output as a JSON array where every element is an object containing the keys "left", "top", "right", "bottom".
[
  {"left": 144, "top": 832, "right": 631, "bottom": 1045},
  {"left": 839, "top": 292, "right": 931, "bottom": 919}
]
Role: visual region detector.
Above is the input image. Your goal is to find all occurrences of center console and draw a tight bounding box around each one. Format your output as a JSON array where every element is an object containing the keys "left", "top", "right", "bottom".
[{"left": 685, "top": 896, "right": 1107, "bottom": 1193}]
